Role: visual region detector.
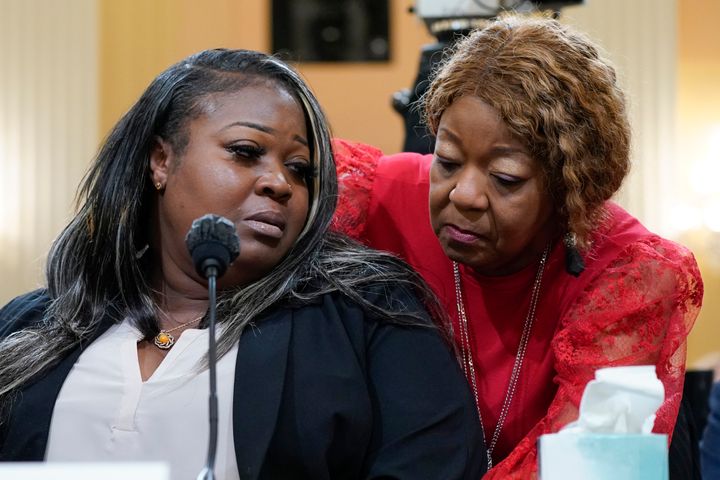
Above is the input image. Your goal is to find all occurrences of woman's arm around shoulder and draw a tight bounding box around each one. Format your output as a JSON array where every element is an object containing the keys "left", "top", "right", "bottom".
[
  {"left": 488, "top": 236, "right": 703, "bottom": 479},
  {"left": 358, "top": 285, "right": 488, "bottom": 479},
  {"left": 331, "top": 139, "right": 384, "bottom": 241},
  {"left": 331, "top": 139, "right": 432, "bottom": 246}
]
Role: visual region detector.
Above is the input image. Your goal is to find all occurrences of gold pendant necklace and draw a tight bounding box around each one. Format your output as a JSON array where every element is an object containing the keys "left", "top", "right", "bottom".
[
  {"left": 153, "top": 315, "right": 203, "bottom": 350},
  {"left": 453, "top": 244, "right": 549, "bottom": 469}
]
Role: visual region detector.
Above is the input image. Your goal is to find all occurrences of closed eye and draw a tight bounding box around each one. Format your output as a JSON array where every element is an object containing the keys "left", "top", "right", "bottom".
[
  {"left": 286, "top": 161, "right": 315, "bottom": 183},
  {"left": 227, "top": 144, "right": 265, "bottom": 160},
  {"left": 492, "top": 173, "right": 524, "bottom": 188},
  {"left": 433, "top": 155, "right": 460, "bottom": 174}
]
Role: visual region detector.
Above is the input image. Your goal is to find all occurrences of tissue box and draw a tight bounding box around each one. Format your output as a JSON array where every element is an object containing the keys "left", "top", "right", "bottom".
[{"left": 538, "top": 433, "right": 668, "bottom": 480}]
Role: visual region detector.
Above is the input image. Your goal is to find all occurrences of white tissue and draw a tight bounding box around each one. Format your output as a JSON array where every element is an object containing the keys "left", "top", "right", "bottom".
[{"left": 560, "top": 365, "right": 665, "bottom": 435}]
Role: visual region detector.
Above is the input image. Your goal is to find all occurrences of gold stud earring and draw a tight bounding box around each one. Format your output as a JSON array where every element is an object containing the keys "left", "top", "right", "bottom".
[{"left": 155, "top": 181, "right": 163, "bottom": 190}]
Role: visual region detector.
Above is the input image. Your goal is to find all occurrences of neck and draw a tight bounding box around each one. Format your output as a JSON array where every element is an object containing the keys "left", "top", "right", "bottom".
[
  {"left": 473, "top": 240, "right": 556, "bottom": 277},
  {"left": 152, "top": 276, "right": 209, "bottom": 330}
]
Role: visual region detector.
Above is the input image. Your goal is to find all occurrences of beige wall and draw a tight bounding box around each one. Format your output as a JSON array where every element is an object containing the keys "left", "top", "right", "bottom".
[
  {"left": 0, "top": 0, "right": 98, "bottom": 305},
  {"left": 677, "top": 0, "right": 720, "bottom": 366},
  {"left": 99, "top": 0, "right": 433, "bottom": 153},
  {"left": 560, "top": 0, "right": 678, "bottom": 236},
  {"left": 100, "top": 0, "right": 269, "bottom": 137}
]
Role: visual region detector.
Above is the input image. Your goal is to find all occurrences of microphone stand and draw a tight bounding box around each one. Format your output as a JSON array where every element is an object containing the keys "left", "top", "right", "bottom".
[
  {"left": 197, "top": 266, "right": 219, "bottom": 480},
  {"left": 185, "top": 213, "right": 240, "bottom": 480}
]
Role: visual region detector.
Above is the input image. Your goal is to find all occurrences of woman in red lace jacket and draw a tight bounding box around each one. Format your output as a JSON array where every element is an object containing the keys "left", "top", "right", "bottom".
[{"left": 332, "top": 15, "right": 704, "bottom": 479}]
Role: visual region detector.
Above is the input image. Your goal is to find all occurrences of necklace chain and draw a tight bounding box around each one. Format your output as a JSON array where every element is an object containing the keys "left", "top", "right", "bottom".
[
  {"left": 162, "top": 316, "right": 202, "bottom": 334},
  {"left": 152, "top": 312, "right": 204, "bottom": 350},
  {"left": 453, "top": 244, "right": 549, "bottom": 469}
]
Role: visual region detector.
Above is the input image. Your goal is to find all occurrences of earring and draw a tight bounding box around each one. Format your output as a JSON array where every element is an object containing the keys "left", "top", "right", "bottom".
[
  {"left": 564, "top": 232, "right": 585, "bottom": 277},
  {"left": 135, "top": 244, "right": 150, "bottom": 260},
  {"left": 155, "top": 181, "right": 163, "bottom": 191}
]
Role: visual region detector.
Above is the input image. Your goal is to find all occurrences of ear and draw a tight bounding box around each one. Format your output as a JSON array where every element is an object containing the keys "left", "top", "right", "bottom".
[{"left": 149, "top": 136, "right": 172, "bottom": 190}]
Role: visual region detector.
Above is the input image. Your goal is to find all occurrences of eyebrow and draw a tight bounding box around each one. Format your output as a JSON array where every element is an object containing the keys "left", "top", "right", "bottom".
[
  {"left": 437, "top": 127, "right": 530, "bottom": 157},
  {"left": 221, "top": 121, "right": 308, "bottom": 146},
  {"left": 491, "top": 146, "right": 530, "bottom": 157},
  {"left": 437, "top": 126, "right": 462, "bottom": 144}
]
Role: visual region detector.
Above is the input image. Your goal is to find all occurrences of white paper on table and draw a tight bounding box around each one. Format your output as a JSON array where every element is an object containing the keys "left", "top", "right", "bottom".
[{"left": 0, "top": 462, "right": 169, "bottom": 480}]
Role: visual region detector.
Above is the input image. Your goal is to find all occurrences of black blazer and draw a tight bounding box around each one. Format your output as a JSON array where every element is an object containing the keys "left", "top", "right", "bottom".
[{"left": 0, "top": 289, "right": 487, "bottom": 479}]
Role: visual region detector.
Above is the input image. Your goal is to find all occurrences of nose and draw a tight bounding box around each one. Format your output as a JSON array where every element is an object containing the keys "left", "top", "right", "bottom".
[
  {"left": 448, "top": 170, "right": 490, "bottom": 211},
  {"left": 255, "top": 168, "right": 292, "bottom": 200}
]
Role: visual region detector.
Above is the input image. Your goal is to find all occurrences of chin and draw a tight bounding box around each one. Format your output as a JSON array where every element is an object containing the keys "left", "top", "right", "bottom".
[
  {"left": 444, "top": 247, "right": 500, "bottom": 274},
  {"left": 442, "top": 245, "right": 473, "bottom": 265},
  {"left": 441, "top": 240, "right": 476, "bottom": 261}
]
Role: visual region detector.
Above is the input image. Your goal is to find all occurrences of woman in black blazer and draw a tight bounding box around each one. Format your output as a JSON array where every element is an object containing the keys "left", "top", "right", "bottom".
[{"left": 0, "top": 49, "right": 486, "bottom": 479}]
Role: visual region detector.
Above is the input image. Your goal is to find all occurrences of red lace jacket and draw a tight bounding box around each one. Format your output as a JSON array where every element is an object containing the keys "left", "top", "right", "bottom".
[{"left": 331, "top": 139, "right": 704, "bottom": 479}]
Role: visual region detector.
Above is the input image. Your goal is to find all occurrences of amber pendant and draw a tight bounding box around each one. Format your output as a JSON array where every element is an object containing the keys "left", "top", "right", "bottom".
[{"left": 153, "top": 331, "right": 175, "bottom": 349}]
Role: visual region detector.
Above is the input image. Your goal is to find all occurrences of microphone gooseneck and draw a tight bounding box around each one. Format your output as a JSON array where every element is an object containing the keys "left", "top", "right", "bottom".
[{"left": 186, "top": 214, "right": 240, "bottom": 480}]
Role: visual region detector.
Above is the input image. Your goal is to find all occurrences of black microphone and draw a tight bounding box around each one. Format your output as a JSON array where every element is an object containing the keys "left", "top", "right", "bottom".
[
  {"left": 186, "top": 214, "right": 241, "bottom": 279},
  {"left": 185, "top": 214, "right": 240, "bottom": 480}
]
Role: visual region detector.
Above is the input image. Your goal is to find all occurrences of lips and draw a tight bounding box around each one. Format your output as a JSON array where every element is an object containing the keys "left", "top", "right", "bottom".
[
  {"left": 244, "top": 210, "right": 286, "bottom": 239},
  {"left": 443, "top": 224, "right": 486, "bottom": 246}
]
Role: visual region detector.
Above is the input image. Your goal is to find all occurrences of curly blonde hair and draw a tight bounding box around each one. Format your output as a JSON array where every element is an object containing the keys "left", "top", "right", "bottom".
[{"left": 423, "top": 15, "right": 630, "bottom": 249}]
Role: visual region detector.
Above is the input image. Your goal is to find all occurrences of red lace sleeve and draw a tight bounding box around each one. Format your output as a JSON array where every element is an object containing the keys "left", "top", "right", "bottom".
[
  {"left": 330, "top": 139, "right": 384, "bottom": 241},
  {"left": 485, "top": 236, "right": 704, "bottom": 479}
]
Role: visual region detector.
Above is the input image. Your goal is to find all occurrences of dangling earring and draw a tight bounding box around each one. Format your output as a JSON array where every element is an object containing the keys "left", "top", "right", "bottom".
[{"left": 564, "top": 232, "right": 585, "bottom": 277}]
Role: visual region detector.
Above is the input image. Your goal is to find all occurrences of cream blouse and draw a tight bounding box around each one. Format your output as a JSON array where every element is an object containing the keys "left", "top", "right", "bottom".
[{"left": 46, "top": 320, "right": 240, "bottom": 480}]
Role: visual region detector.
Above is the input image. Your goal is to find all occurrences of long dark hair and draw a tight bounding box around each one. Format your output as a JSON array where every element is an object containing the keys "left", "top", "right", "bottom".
[{"left": 0, "top": 49, "right": 445, "bottom": 412}]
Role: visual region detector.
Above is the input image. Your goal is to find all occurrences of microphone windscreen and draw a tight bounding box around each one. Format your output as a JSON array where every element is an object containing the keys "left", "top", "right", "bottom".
[{"left": 185, "top": 214, "right": 240, "bottom": 278}]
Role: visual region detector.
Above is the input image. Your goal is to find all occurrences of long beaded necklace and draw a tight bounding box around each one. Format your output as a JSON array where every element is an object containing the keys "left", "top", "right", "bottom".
[{"left": 453, "top": 244, "right": 550, "bottom": 469}]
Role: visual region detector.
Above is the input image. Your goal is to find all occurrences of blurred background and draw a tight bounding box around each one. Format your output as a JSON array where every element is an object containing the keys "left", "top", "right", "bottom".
[{"left": 0, "top": 0, "right": 718, "bottom": 369}]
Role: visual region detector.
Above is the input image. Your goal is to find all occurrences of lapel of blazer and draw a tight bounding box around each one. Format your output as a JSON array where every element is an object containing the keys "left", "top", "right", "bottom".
[
  {"left": 232, "top": 309, "right": 292, "bottom": 480},
  {"left": 1, "top": 314, "right": 116, "bottom": 460},
  {"left": 1, "top": 346, "right": 83, "bottom": 460}
]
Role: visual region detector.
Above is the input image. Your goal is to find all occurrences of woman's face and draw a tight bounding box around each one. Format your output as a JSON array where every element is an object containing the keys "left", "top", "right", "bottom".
[
  {"left": 150, "top": 82, "right": 311, "bottom": 288},
  {"left": 429, "top": 96, "right": 556, "bottom": 276}
]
